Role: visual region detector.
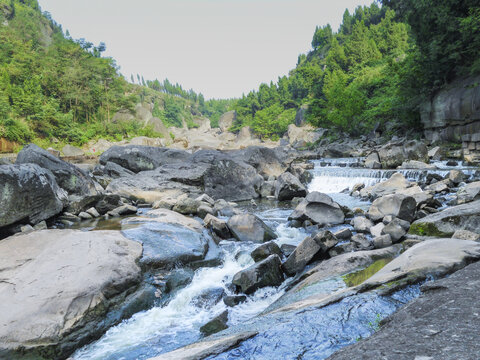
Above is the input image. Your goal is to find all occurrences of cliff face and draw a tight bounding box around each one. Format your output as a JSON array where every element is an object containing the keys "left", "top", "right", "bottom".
[{"left": 421, "top": 76, "right": 480, "bottom": 162}]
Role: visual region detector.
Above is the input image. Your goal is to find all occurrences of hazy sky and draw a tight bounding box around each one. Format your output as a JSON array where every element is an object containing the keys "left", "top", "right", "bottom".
[{"left": 37, "top": 0, "right": 374, "bottom": 99}]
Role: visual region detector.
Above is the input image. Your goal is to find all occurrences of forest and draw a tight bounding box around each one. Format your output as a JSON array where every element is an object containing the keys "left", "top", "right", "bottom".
[{"left": 0, "top": 0, "right": 478, "bottom": 145}]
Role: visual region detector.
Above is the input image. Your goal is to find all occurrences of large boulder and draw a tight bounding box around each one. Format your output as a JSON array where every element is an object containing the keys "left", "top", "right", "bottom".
[
  {"left": 409, "top": 200, "right": 480, "bottom": 237},
  {"left": 287, "top": 124, "right": 324, "bottom": 148},
  {"left": 227, "top": 214, "right": 277, "bottom": 243},
  {"left": 0, "top": 230, "right": 143, "bottom": 359},
  {"left": 282, "top": 231, "right": 338, "bottom": 276},
  {"left": 360, "top": 173, "right": 411, "bottom": 199},
  {"left": 218, "top": 110, "right": 236, "bottom": 132},
  {"left": 274, "top": 172, "right": 307, "bottom": 201},
  {"left": 232, "top": 255, "right": 284, "bottom": 294},
  {"left": 193, "top": 150, "right": 264, "bottom": 201},
  {"left": 0, "top": 164, "right": 66, "bottom": 228},
  {"left": 456, "top": 181, "right": 480, "bottom": 204},
  {"left": 368, "top": 194, "right": 417, "bottom": 222},
  {"left": 99, "top": 145, "right": 189, "bottom": 173},
  {"left": 364, "top": 152, "right": 381, "bottom": 169},
  {"left": 289, "top": 192, "right": 345, "bottom": 226},
  {"left": 122, "top": 209, "right": 208, "bottom": 269},
  {"left": 15, "top": 144, "right": 97, "bottom": 196},
  {"left": 378, "top": 140, "right": 428, "bottom": 168},
  {"left": 230, "top": 146, "right": 289, "bottom": 177}
]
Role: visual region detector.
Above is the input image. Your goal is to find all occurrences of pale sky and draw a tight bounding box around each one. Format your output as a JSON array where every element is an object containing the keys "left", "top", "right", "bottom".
[{"left": 37, "top": 0, "right": 374, "bottom": 99}]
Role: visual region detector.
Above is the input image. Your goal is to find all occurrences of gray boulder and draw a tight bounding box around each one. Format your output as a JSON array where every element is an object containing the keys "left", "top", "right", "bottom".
[
  {"left": 373, "top": 234, "right": 393, "bottom": 249},
  {"left": 15, "top": 144, "right": 97, "bottom": 196},
  {"left": 351, "top": 233, "right": 372, "bottom": 250},
  {"left": 352, "top": 216, "right": 373, "bottom": 233},
  {"left": 289, "top": 192, "right": 345, "bottom": 226},
  {"left": 232, "top": 255, "right": 284, "bottom": 294},
  {"left": 409, "top": 200, "right": 480, "bottom": 237},
  {"left": 382, "top": 218, "right": 410, "bottom": 242},
  {"left": 204, "top": 214, "right": 231, "bottom": 240},
  {"left": 218, "top": 110, "right": 236, "bottom": 132},
  {"left": 282, "top": 231, "right": 338, "bottom": 276},
  {"left": 456, "top": 181, "right": 480, "bottom": 204},
  {"left": 364, "top": 152, "right": 381, "bottom": 169},
  {"left": 0, "top": 164, "right": 66, "bottom": 228},
  {"left": 200, "top": 310, "right": 229, "bottom": 336},
  {"left": 251, "top": 241, "right": 282, "bottom": 262},
  {"left": 360, "top": 173, "right": 411, "bottom": 199},
  {"left": 274, "top": 172, "right": 307, "bottom": 201},
  {"left": 378, "top": 140, "right": 428, "bottom": 168},
  {"left": 62, "top": 144, "right": 84, "bottom": 157},
  {"left": 0, "top": 230, "right": 142, "bottom": 359},
  {"left": 227, "top": 214, "right": 277, "bottom": 243},
  {"left": 99, "top": 145, "right": 189, "bottom": 173},
  {"left": 368, "top": 194, "right": 417, "bottom": 222}
]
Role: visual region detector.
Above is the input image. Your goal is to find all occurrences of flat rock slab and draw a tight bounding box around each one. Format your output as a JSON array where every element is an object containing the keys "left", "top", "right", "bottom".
[
  {"left": 0, "top": 230, "right": 142, "bottom": 359},
  {"left": 409, "top": 200, "right": 480, "bottom": 237},
  {"left": 122, "top": 209, "right": 208, "bottom": 269},
  {"left": 328, "top": 260, "right": 480, "bottom": 360},
  {"left": 148, "top": 332, "right": 258, "bottom": 360}
]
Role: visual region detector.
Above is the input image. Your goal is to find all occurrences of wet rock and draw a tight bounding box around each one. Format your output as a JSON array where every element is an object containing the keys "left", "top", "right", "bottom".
[
  {"left": 0, "top": 230, "right": 142, "bottom": 359},
  {"left": 95, "top": 194, "right": 122, "bottom": 214},
  {"left": 368, "top": 194, "right": 417, "bottom": 222},
  {"left": 196, "top": 193, "right": 215, "bottom": 206},
  {"left": 329, "top": 260, "right": 480, "bottom": 360},
  {"left": 197, "top": 204, "right": 215, "bottom": 219},
  {"left": 372, "top": 234, "right": 393, "bottom": 249},
  {"left": 16, "top": 144, "right": 97, "bottom": 196},
  {"left": 352, "top": 216, "right": 373, "bottom": 233},
  {"left": 232, "top": 255, "right": 284, "bottom": 294},
  {"left": 227, "top": 214, "right": 277, "bottom": 243},
  {"left": 165, "top": 269, "right": 194, "bottom": 293},
  {"left": 123, "top": 210, "right": 207, "bottom": 269},
  {"left": 214, "top": 199, "right": 242, "bottom": 217},
  {"left": 223, "top": 295, "right": 247, "bottom": 307},
  {"left": 351, "top": 233, "right": 372, "bottom": 250},
  {"left": 0, "top": 164, "right": 66, "bottom": 229},
  {"left": 409, "top": 200, "right": 480, "bottom": 237},
  {"left": 192, "top": 287, "right": 226, "bottom": 308},
  {"left": 360, "top": 173, "right": 411, "bottom": 199},
  {"left": 289, "top": 192, "right": 345, "bottom": 226},
  {"left": 280, "top": 244, "right": 297, "bottom": 258},
  {"left": 334, "top": 228, "right": 353, "bottom": 240},
  {"left": 200, "top": 311, "right": 229, "bottom": 336},
  {"left": 452, "top": 229, "right": 480, "bottom": 241},
  {"left": 148, "top": 332, "right": 258, "bottom": 360},
  {"left": 282, "top": 231, "right": 338, "bottom": 276},
  {"left": 259, "top": 181, "right": 275, "bottom": 197},
  {"left": 251, "top": 241, "right": 282, "bottom": 262},
  {"left": 274, "top": 172, "right": 307, "bottom": 201}
]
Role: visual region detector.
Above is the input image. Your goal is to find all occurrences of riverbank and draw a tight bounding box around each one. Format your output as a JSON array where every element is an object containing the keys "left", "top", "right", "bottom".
[{"left": 1, "top": 138, "right": 479, "bottom": 359}]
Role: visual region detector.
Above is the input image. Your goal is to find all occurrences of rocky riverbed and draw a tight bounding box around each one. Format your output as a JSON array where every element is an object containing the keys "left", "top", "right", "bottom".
[{"left": 1, "top": 136, "right": 480, "bottom": 359}]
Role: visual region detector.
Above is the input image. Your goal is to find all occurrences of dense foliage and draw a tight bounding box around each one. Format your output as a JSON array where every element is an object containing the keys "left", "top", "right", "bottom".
[
  {"left": 382, "top": 0, "right": 480, "bottom": 90},
  {"left": 231, "top": 3, "right": 414, "bottom": 137},
  {"left": 0, "top": 0, "right": 230, "bottom": 147}
]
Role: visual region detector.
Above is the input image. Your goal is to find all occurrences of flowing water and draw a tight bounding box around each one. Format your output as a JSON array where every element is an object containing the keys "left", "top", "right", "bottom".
[{"left": 73, "top": 158, "right": 475, "bottom": 360}]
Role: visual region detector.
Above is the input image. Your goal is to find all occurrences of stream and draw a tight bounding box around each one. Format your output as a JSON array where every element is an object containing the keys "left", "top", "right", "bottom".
[{"left": 72, "top": 158, "right": 476, "bottom": 360}]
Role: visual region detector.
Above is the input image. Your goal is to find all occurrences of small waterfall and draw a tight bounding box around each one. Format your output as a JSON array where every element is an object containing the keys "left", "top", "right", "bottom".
[{"left": 309, "top": 159, "right": 478, "bottom": 194}]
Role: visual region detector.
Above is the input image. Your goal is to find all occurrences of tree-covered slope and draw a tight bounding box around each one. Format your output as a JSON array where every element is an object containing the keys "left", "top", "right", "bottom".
[{"left": 0, "top": 0, "right": 231, "bottom": 147}]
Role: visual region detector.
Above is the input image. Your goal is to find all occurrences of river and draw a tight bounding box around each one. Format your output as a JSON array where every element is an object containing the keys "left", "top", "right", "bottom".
[{"left": 72, "top": 158, "right": 476, "bottom": 360}]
